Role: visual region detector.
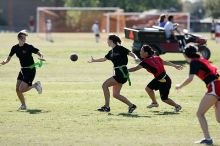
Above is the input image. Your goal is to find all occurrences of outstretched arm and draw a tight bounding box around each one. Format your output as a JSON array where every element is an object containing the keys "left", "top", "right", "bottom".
[
  {"left": 88, "top": 56, "right": 107, "bottom": 63},
  {"left": 128, "top": 52, "right": 140, "bottom": 62},
  {"left": 128, "top": 65, "right": 143, "bottom": 72},
  {"left": 37, "top": 52, "right": 46, "bottom": 61},
  {"left": 0, "top": 56, "right": 11, "bottom": 66},
  {"left": 176, "top": 74, "right": 194, "bottom": 90},
  {"left": 163, "top": 61, "right": 183, "bottom": 70}
]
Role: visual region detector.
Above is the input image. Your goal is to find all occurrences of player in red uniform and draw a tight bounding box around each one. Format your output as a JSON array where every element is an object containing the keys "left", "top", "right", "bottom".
[
  {"left": 128, "top": 45, "right": 183, "bottom": 112},
  {"left": 176, "top": 45, "right": 220, "bottom": 145}
]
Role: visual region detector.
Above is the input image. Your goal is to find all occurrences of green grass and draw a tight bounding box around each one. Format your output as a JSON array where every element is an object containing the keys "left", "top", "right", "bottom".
[{"left": 0, "top": 32, "right": 220, "bottom": 146}]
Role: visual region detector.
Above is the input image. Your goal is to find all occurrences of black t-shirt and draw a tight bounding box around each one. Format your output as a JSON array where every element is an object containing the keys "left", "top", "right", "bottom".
[
  {"left": 105, "top": 45, "right": 130, "bottom": 67},
  {"left": 9, "top": 43, "right": 39, "bottom": 67}
]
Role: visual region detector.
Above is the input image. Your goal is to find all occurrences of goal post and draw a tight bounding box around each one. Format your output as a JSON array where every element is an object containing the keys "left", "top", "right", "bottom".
[{"left": 36, "top": 7, "right": 122, "bottom": 33}]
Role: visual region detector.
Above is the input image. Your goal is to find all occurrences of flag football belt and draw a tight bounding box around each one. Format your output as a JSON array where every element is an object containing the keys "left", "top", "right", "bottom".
[
  {"left": 158, "top": 74, "right": 167, "bottom": 83},
  {"left": 114, "top": 65, "right": 131, "bottom": 86},
  {"left": 21, "top": 60, "right": 43, "bottom": 69}
]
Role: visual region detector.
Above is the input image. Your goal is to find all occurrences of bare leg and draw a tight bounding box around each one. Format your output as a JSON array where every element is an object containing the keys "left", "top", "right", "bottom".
[
  {"left": 102, "top": 77, "right": 117, "bottom": 107},
  {"left": 197, "top": 94, "right": 218, "bottom": 139},
  {"left": 16, "top": 80, "right": 25, "bottom": 106},
  {"left": 112, "top": 83, "right": 133, "bottom": 107},
  {"left": 16, "top": 80, "right": 36, "bottom": 106},
  {"left": 162, "top": 98, "right": 178, "bottom": 107},
  {"left": 215, "top": 100, "right": 220, "bottom": 123},
  {"left": 145, "top": 87, "right": 157, "bottom": 104}
]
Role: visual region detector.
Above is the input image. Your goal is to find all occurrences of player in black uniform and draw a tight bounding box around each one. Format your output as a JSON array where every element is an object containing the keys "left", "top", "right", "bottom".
[
  {"left": 88, "top": 34, "right": 139, "bottom": 113},
  {"left": 128, "top": 45, "right": 183, "bottom": 112},
  {"left": 0, "top": 30, "right": 45, "bottom": 110},
  {"left": 176, "top": 45, "right": 220, "bottom": 145}
]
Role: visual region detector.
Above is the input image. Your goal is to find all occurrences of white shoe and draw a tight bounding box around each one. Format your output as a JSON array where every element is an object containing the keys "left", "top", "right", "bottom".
[
  {"left": 34, "top": 81, "right": 42, "bottom": 94},
  {"left": 147, "top": 103, "right": 159, "bottom": 108},
  {"left": 18, "top": 104, "right": 27, "bottom": 110}
]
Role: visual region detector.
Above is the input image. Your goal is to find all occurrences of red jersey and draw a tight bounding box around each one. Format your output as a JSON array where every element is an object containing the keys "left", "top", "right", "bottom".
[
  {"left": 139, "top": 56, "right": 166, "bottom": 78},
  {"left": 190, "top": 58, "right": 218, "bottom": 85}
]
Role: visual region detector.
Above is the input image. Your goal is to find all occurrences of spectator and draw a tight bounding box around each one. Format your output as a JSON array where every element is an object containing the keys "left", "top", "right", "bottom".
[
  {"left": 28, "top": 16, "right": 35, "bottom": 32},
  {"left": 210, "top": 19, "right": 216, "bottom": 40},
  {"left": 158, "top": 14, "right": 166, "bottom": 28},
  {"left": 92, "top": 21, "right": 100, "bottom": 43}
]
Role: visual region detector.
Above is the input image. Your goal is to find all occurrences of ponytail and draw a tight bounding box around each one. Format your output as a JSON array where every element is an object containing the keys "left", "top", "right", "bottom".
[{"left": 108, "top": 34, "right": 121, "bottom": 45}]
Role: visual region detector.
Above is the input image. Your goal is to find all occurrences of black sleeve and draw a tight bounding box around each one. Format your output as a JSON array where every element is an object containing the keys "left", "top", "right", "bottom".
[
  {"left": 105, "top": 50, "right": 111, "bottom": 60},
  {"left": 30, "top": 45, "right": 39, "bottom": 54},
  {"left": 9, "top": 46, "right": 16, "bottom": 57},
  {"left": 189, "top": 61, "right": 200, "bottom": 75},
  {"left": 121, "top": 46, "right": 130, "bottom": 55}
]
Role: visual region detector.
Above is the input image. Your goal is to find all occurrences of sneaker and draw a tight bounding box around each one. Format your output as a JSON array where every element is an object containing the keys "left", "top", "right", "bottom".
[
  {"left": 147, "top": 103, "right": 159, "bottom": 108},
  {"left": 194, "top": 138, "right": 213, "bottom": 145},
  {"left": 128, "top": 104, "right": 137, "bottom": 113},
  {"left": 175, "top": 105, "right": 182, "bottom": 112},
  {"left": 18, "top": 105, "right": 27, "bottom": 110},
  {"left": 97, "top": 106, "right": 110, "bottom": 112},
  {"left": 34, "top": 81, "right": 42, "bottom": 94}
]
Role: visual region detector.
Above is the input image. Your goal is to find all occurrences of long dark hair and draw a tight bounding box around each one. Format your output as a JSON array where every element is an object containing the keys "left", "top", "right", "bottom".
[
  {"left": 183, "top": 45, "right": 200, "bottom": 58},
  {"left": 108, "top": 34, "right": 121, "bottom": 45},
  {"left": 142, "top": 45, "right": 155, "bottom": 56},
  {"left": 159, "top": 14, "right": 166, "bottom": 23}
]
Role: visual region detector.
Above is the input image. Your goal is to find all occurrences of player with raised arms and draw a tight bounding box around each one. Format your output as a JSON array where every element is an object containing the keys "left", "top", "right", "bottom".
[
  {"left": 128, "top": 45, "right": 183, "bottom": 112},
  {"left": 176, "top": 45, "right": 220, "bottom": 145},
  {"left": 0, "top": 30, "right": 45, "bottom": 110},
  {"left": 88, "top": 34, "right": 139, "bottom": 113}
]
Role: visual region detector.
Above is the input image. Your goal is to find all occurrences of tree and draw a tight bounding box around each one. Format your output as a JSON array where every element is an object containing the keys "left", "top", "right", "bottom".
[
  {"left": 204, "top": 0, "right": 220, "bottom": 18},
  {"left": 63, "top": 0, "right": 182, "bottom": 12}
]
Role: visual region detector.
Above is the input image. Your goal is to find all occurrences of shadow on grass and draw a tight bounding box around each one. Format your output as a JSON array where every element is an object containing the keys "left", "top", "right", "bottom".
[
  {"left": 117, "top": 113, "right": 151, "bottom": 118},
  {"left": 151, "top": 110, "right": 180, "bottom": 115},
  {"left": 15, "top": 109, "right": 50, "bottom": 114},
  {"left": 168, "top": 60, "right": 188, "bottom": 65}
]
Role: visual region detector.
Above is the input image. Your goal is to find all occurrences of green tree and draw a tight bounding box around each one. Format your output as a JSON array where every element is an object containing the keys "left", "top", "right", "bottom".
[
  {"left": 204, "top": 0, "right": 220, "bottom": 18},
  {"left": 63, "top": 0, "right": 182, "bottom": 12}
]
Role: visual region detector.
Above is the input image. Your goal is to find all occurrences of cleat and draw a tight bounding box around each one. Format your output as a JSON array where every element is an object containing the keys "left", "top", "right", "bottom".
[
  {"left": 194, "top": 138, "right": 213, "bottom": 145},
  {"left": 34, "top": 81, "right": 42, "bottom": 94},
  {"left": 97, "top": 106, "right": 110, "bottom": 112},
  {"left": 147, "top": 103, "right": 159, "bottom": 108},
  {"left": 18, "top": 105, "right": 27, "bottom": 110},
  {"left": 128, "top": 104, "right": 137, "bottom": 113},
  {"left": 175, "top": 105, "right": 182, "bottom": 112}
]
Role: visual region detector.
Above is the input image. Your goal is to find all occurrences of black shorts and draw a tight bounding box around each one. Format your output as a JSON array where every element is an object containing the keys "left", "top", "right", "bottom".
[
  {"left": 211, "top": 30, "right": 215, "bottom": 33},
  {"left": 113, "top": 67, "right": 128, "bottom": 84},
  {"left": 95, "top": 34, "right": 100, "bottom": 37},
  {"left": 17, "top": 68, "right": 36, "bottom": 86},
  {"left": 147, "top": 75, "right": 171, "bottom": 100}
]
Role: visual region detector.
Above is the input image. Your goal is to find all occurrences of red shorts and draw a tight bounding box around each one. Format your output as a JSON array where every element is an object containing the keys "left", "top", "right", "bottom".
[{"left": 207, "top": 79, "right": 220, "bottom": 100}]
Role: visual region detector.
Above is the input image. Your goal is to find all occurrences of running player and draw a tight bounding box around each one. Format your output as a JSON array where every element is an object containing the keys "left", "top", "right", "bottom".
[
  {"left": 176, "top": 45, "right": 220, "bottom": 145},
  {"left": 128, "top": 45, "right": 182, "bottom": 112},
  {"left": 88, "top": 34, "right": 139, "bottom": 113},
  {"left": 0, "top": 30, "right": 45, "bottom": 110}
]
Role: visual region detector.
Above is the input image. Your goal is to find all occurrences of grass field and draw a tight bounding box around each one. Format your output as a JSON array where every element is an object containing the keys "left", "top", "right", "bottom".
[{"left": 0, "top": 32, "right": 220, "bottom": 146}]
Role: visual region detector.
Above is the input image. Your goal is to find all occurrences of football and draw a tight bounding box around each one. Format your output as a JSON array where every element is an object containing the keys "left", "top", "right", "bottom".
[{"left": 70, "top": 53, "right": 78, "bottom": 61}]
